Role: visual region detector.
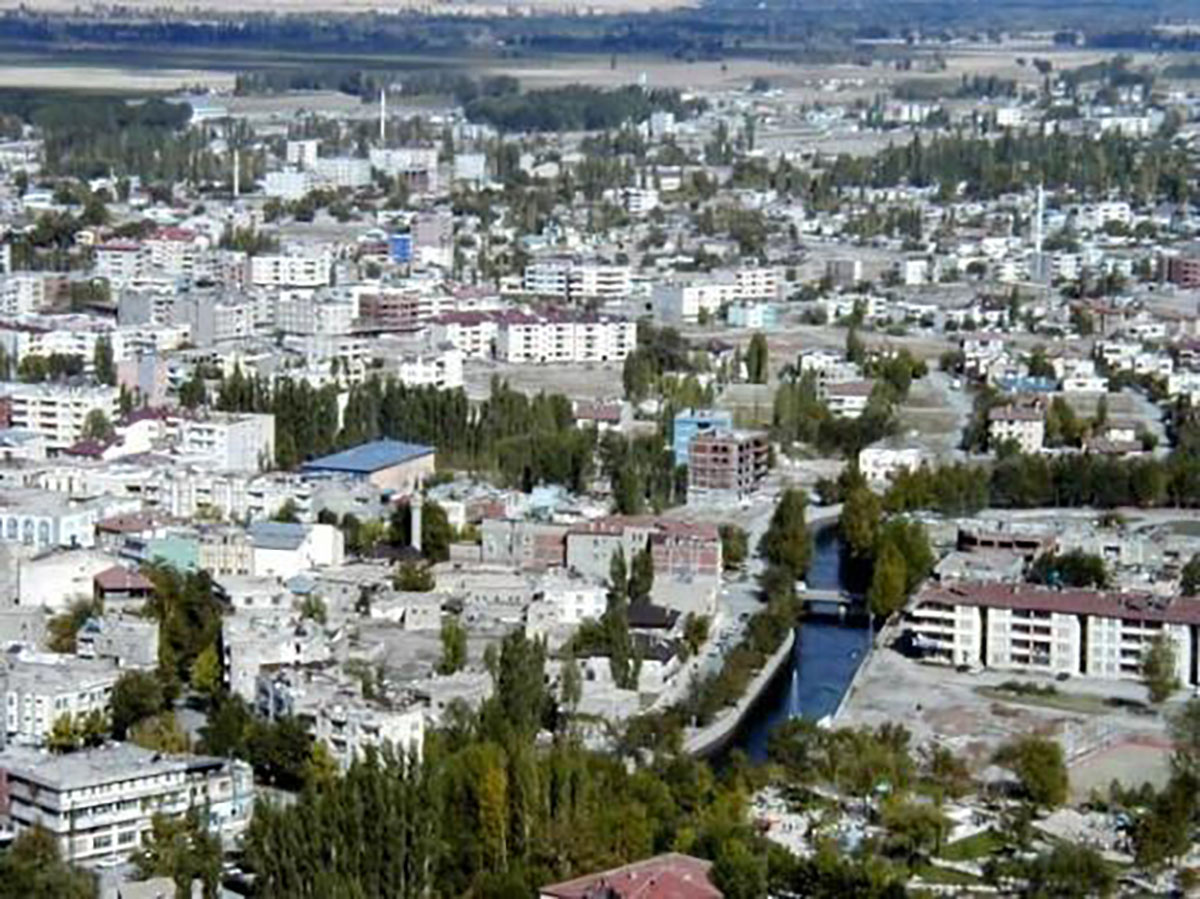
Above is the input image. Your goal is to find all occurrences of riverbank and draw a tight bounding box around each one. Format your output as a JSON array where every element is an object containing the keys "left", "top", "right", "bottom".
[{"left": 683, "top": 627, "right": 796, "bottom": 757}]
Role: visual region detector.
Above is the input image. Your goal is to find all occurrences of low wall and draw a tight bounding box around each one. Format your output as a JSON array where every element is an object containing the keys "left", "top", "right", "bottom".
[{"left": 683, "top": 627, "right": 796, "bottom": 758}]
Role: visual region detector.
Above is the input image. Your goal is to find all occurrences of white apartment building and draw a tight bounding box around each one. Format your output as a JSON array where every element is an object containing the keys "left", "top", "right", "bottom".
[
  {"left": 263, "top": 170, "right": 314, "bottom": 201},
  {"left": 93, "top": 243, "right": 143, "bottom": 287},
  {"left": 395, "top": 346, "right": 464, "bottom": 390},
  {"left": 222, "top": 616, "right": 336, "bottom": 703},
  {"left": 369, "top": 148, "right": 440, "bottom": 193},
  {"left": 167, "top": 411, "right": 276, "bottom": 472},
  {"left": 0, "top": 742, "right": 254, "bottom": 864},
  {"left": 0, "top": 652, "right": 120, "bottom": 745},
  {"left": 285, "top": 138, "right": 320, "bottom": 170},
  {"left": 314, "top": 156, "right": 373, "bottom": 189},
  {"left": 2, "top": 383, "right": 120, "bottom": 451},
  {"left": 274, "top": 293, "right": 355, "bottom": 335},
  {"left": 858, "top": 446, "right": 925, "bottom": 486},
  {"left": 825, "top": 380, "right": 875, "bottom": 419},
  {"left": 428, "top": 312, "right": 499, "bottom": 360},
  {"left": 988, "top": 405, "right": 1045, "bottom": 454},
  {"left": 523, "top": 261, "right": 632, "bottom": 300},
  {"left": 496, "top": 312, "right": 637, "bottom": 364},
  {"left": 0, "top": 274, "right": 48, "bottom": 316},
  {"left": 907, "top": 582, "right": 1197, "bottom": 686},
  {"left": 250, "top": 252, "right": 332, "bottom": 289},
  {"left": 652, "top": 268, "right": 782, "bottom": 323}
]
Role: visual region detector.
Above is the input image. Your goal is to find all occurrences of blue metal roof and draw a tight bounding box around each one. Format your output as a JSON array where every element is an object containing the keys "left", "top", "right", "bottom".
[
  {"left": 249, "top": 521, "right": 306, "bottom": 551},
  {"left": 301, "top": 439, "right": 435, "bottom": 475}
]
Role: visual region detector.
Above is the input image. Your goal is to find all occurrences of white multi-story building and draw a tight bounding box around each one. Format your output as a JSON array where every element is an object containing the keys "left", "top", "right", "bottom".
[
  {"left": 250, "top": 252, "right": 333, "bottom": 289},
  {"left": 0, "top": 274, "right": 49, "bottom": 316},
  {"left": 264, "top": 170, "right": 314, "bottom": 201},
  {"left": 395, "top": 346, "right": 464, "bottom": 390},
  {"left": 0, "top": 651, "right": 120, "bottom": 745},
  {"left": 428, "top": 312, "right": 500, "bottom": 360},
  {"left": 988, "top": 404, "right": 1045, "bottom": 454},
  {"left": 496, "top": 312, "right": 637, "bottom": 364},
  {"left": 2, "top": 383, "right": 119, "bottom": 450},
  {"left": 286, "top": 138, "right": 320, "bottom": 170},
  {"left": 222, "top": 616, "right": 336, "bottom": 703},
  {"left": 274, "top": 293, "right": 355, "bottom": 336},
  {"left": 907, "top": 582, "right": 1197, "bottom": 687},
  {"left": 314, "top": 156, "right": 373, "bottom": 189},
  {"left": 858, "top": 446, "right": 925, "bottom": 486},
  {"left": 0, "top": 742, "right": 254, "bottom": 864},
  {"left": 167, "top": 411, "right": 276, "bottom": 472},
  {"left": 93, "top": 242, "right": 143, "bottom": 287},
  {"left": 523, "top": 261, "right": 632, "bottom": 301},
  {"left": 825, "top": 380, "right": 874, "bottom": 419}
]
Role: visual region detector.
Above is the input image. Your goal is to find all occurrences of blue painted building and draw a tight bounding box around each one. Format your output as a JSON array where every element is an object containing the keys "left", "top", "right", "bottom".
[
  {"left": 388, "top": 233, "right": 413, "bottom": 264},
  {"left": 673, "top": 408, "right": 733, "bottom": 467}
]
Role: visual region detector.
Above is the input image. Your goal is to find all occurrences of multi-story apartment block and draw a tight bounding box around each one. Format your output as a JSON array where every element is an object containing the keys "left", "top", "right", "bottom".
[
  {"left": 495, "top": 312, "right": 636, "bottom": 364},
  {"left": 988, "top": 404, "right": 1045, "bottom": 453},
  {"left": 2, "top": 383, "right": 119, "bottom": 451},
  {"left": 0, "top": 742, "right": 254, "bottom": 864},
  {"left": 249, "top": 252, "right": 333, "bottom": 289},
  {"left": 0, "top": 652, "right": 120, "bottom": 745},
  {"left": 1165, "top": 250, "right": 1200, "bottom": 289},
  {"left": 906, "top": 582, "right": 1198, "bottom": 686},
  {"left": 523, "top": 261, "right": 632, "bottom": 301},
  {"left": 825, "top": 380, "right": 875, "bottom": 419},
  {"left": 168, "top": 411, "right": 276, "bottom": 472},
  {"left": 428, "top": 311, "right": 500, "bottom": 359},
  {"left": 355, "top": 287, "right": 453, "bottom": 333},
  {"left": 687, "top": 429, "right": 769, "bottom": 500},
  {"left": 0, "top": 274, "right": 49, "bottom": 316},
  {"left": 673, "top": 408, "right": 734, "bottom": 467},
  {"left": 274, "top": 293, "right": 355, "bottom": 335}
]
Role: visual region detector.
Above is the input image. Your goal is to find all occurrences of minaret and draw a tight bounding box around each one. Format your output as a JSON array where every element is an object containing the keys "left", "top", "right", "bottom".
[
  {"left": 410, "top": 494, "right": 423, "bottom": 555},
  {"left": 232, "top": 149, "right": 240, "bottom": 198},
  {"left": 1034, "top": 183, "right": 1045, "bottom": 255},
  {"left": 379, "top": 89, "right": 387, "bottom": 144}
]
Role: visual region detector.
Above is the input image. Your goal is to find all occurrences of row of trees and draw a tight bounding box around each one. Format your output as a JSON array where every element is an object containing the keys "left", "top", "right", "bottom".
[{"left": 883, "top": 449, "right": 1200, "bottom": 514}]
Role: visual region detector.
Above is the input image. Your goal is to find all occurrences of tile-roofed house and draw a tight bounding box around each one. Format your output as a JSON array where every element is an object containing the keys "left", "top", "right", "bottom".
[
  {"left": 539, "top": 852, "right": 721, "bottom": 899},
  {"left": 93, "top": 565, "right": 155, "bottom": 603}
]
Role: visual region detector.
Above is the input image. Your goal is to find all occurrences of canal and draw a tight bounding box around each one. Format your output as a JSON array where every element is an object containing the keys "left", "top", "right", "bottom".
[{"left": 734, "top": 525, "right": 873, "bottom": 761}]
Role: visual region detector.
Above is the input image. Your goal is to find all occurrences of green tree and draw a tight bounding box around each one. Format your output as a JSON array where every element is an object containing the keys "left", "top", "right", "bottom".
[
  {"left": 559, "top": 649, "right": 583, "bottom": 712},
  {"left": 190, "top": 644, "right": 222, "bottom": 702},
  {"left": 719, "top": 524, "right": 748, "bottom": 570},
  {"left": 130, "top": 711, "right": 191, "bottom": 753},
  {"left": 394, "top": 561, "right": 435, "bottom": 592},
  {"left": 134, "top": 811, "right": 222, "bottom": 899},
  {"left": 745, "top": 331, "right": 769, "bottom": 384},
  {"left": 272, "top": 499, "right": 301, "bottom": 523},
  {"left": 110, "top": 669, "right": 166, "bottom": 739},
  {"left": 1182, "top": 552, "right": 1200, "bottom": 596},
  {"left": 760, "top": 488, "right": 812, "bottom": 579},
  {"left": 1142, "top": 635, "right": 1180, "bottom": 704},
  {"left": 421, "top": 500, "right": 454, "bottom": 563},
  {"left": 880, "top": 798, "right": 951, "bottom": 864},
  {"left": 47, "top": 713, "right": 80, "bottom": 754},
  {"left": 867, "top": 542, "right": 908, "bottom": 618},
  {"left": 92, "top": 335, "right": 116, "bottom": 386},
  {"left": 711, "top": 838, "right": 767, "bottom": 899},
  {"left": 178, "top": 368, "right": 207, "bottom": 409},
  {"left": 840, "top": 486, "right": 882, "bottom": 558},
  {"left": 46, "top": 598, "right": 101, "bottom": 653},
  {"left": 438, "top": 617, "right": 468, "bottom": 675},
  {"left": 993, "top": 735, "right": 1068, "bottom": 809},
  {"left": 1019, "top": 843, "right": 1114, "bottom": 898},
  {"left": 629, "top": 547, "right": 654, "bottom": 603},
  {"left": 0, "top": 826, "right": 95, "bottom": 899},
  {"left": 81, "top": 408, "right": 115, "bottom": 443}
]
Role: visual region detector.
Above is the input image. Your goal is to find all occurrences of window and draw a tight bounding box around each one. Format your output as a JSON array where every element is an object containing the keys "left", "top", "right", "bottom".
[
  {"left": 118, "top": 831, "right": 136, "bottom": 845},
  {"left": 92, "top": 834, "right": 113, "bottom": 849}
]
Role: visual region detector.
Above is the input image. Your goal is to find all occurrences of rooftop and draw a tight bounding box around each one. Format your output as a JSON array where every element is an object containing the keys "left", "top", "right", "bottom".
[
  {"left": 915, "top": 581, "right": 1200, "bottom": 627},
  {"left": 301, "top": 439, "right": 434, "bottom": 475},
  {"left": 539, "top": 852, "right": 720, "bottom": 899},
  {"left": 0, "top": 742, "right": 227, "bottom": 792}
]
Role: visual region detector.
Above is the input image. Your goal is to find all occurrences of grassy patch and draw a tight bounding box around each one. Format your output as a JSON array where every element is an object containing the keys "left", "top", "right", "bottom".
[
  {"left": 939, "top": 829, "right": 1005, "bottom": 862},
  {"left": 977, "top": 686, "right": 1110, "bottom": 715}
]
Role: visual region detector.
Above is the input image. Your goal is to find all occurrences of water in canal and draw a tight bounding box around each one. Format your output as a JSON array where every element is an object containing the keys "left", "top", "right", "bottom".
[{"left": 735, "top": 525, "right": 873, "bottom": 761}]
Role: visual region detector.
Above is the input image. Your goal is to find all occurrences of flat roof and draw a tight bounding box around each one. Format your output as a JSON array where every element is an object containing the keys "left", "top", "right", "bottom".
[
  {"left": 915, "top": 581, "right": 1200, "bottom": 626},
  {"left": 301, "top": 439, "right": 434, "bottom": 475}
]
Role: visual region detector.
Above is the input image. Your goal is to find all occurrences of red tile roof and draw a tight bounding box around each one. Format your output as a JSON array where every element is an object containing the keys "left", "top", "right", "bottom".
[
  {"left": 540, "top": 853, "right": 720, "bottom": 899},
  {"left": 94, "top": 566, "right": 154, "bottom": 593},
  {"left": 915, "top": 581, "right": 1200, "bottom": 626}
]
